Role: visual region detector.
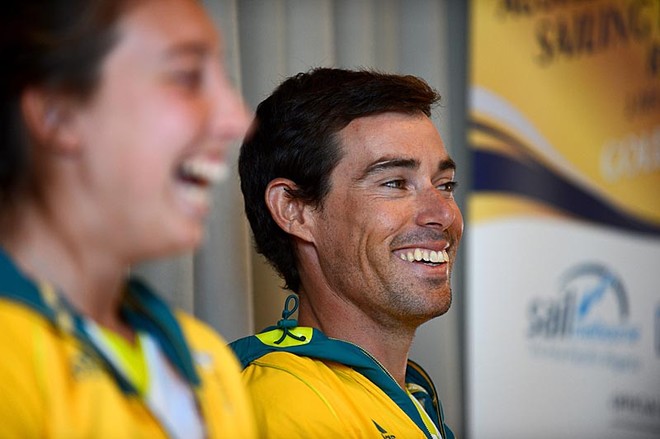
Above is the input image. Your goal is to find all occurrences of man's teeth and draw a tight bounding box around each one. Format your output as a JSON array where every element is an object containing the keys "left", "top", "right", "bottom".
[
  {"left": 399, "top": 249, "right": 449, "bottom": 263},
  {"left": 180, "top": 160, "right": 229, "bottom": 184}
]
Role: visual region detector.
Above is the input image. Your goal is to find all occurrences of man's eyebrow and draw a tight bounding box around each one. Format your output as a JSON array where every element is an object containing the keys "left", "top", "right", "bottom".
[
  {"left": 358, "top": 157, "right": 419, "bottom": 182},
  {"left": 438, "top": 157, "right": 456, "bottom": 173},
  {"left": 357, "top": 156, "right": 457, "bottom": 182}
]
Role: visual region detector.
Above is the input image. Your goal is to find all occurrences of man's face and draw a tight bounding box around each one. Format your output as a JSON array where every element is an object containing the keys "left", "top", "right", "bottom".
[{"left": 308, "top": 112, "right": 463, "bottom": 329}]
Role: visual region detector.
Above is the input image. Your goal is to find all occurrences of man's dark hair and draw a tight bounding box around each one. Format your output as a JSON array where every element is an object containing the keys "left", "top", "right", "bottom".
[{"left": 239, "top": 67, "right": 441, "bottom": 293}]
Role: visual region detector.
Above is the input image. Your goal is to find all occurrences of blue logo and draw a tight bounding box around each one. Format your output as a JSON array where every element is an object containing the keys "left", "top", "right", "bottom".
[{"left": 528, "top": 263, "right": 640, "bottom": 343}]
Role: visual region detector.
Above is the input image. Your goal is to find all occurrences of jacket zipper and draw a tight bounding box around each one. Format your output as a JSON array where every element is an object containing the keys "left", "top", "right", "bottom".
[{"left": 328, "top": 336, "right": 436, "bottom": 439}]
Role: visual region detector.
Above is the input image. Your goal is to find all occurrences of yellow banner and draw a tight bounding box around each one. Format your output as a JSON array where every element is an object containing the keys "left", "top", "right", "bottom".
[{"left": 470, "top": 0, "right": 660, "bottom": 230}]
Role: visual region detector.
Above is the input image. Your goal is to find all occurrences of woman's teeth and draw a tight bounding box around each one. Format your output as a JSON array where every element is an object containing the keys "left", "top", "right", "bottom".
[
  {"left": 176, "top": 159, "right": 230, "bottom": 213},
  {"left": 178, "top": 159, "right": 229, "bottom": 186}
]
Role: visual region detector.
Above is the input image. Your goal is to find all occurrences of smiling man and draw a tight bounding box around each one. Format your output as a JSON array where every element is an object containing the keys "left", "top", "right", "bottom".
[{"left": 232, "top": 68, "right": 462, "bottom": 439}]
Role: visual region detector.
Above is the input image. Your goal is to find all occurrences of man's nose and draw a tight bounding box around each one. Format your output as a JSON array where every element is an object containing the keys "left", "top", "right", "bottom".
[{"left": 414, "top": 186, "right": 458, "bottom": 230}]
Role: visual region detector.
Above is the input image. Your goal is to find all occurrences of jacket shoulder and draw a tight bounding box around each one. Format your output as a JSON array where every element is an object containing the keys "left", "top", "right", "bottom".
[{"left": 174, "top": 311, "right": 245, "bottom": 375}]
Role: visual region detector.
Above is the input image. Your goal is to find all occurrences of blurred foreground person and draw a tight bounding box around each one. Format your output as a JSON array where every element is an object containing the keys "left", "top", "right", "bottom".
[
  {"left": 232, "top": 68, "right": 462, "bottom": 438},
  {"left": 0, "top": 0, "right": 257, "bottom": 437}
]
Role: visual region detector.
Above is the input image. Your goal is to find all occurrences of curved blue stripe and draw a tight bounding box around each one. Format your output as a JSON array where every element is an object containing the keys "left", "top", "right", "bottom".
[{"left": 473, "top": 150, "right": 660, "bottom": 236}]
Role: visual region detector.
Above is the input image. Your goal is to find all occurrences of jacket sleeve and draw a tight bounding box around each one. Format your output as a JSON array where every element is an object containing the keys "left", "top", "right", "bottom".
[
  {"left": 176, "top": 312, "right": 259, "bottom": 439},
  {"left": 0, "top": 304, "right": 45, "bottom": 438}
]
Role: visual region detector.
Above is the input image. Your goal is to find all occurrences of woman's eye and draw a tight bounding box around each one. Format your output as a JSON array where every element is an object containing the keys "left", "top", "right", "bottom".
[{"left": 173, "top": 70, "right": 203, "bottom": 91}]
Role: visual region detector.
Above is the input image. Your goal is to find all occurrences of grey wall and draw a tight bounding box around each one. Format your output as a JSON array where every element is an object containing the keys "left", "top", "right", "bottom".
[{"left": 137, "top": 0, "right": 469, "bottom": 435}]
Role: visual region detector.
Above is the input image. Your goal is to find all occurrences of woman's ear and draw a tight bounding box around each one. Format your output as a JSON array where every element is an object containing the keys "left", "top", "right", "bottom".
[
  {"left": 20, "top": 88, "right": 81, "bottom": 154},
  {"left": 265, "top": 178, "right": 316, "bottom": 243}
]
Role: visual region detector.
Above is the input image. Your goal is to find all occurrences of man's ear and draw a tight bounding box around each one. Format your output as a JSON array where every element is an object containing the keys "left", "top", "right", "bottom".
[
  {"left": 20, "top": 88, "right": 82, "bottom": 154},
  {"left": 265, "top": 178, "right": 316, "bottom": 243}
]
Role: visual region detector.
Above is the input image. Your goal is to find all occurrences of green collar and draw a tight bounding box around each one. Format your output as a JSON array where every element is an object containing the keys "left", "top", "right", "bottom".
[{"left": 230, "top": 295, "right": 454, "bottom": 439}]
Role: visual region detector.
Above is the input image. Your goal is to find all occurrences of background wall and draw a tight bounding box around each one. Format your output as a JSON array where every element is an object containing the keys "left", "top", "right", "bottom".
[{"left": 136, "top": 0, "right": 469, "bottom": 436}]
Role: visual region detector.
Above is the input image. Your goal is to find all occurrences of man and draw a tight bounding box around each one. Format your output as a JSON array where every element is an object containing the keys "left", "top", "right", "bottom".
[{"left": 232, "top": 68, "right": 462, "bottom": 439}]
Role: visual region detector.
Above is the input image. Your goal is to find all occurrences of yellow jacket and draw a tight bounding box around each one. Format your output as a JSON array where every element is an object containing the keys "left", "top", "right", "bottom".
[
  {"left": 0, "top": 249, "right": 257, "bottom": 439},
  {"left": 230, "top": 316, "right": 455, "bottom": 439}
]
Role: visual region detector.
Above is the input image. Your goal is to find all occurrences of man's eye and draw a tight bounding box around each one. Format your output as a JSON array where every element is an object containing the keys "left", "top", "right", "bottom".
[
  {"left": 383, "top": 180, "right": 406, "bottom": 189},
  {"left": 437, "top": 181, "right": 458, "bottom": 192}
]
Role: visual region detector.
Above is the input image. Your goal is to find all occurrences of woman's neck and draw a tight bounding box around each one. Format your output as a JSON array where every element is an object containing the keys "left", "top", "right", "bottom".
[{"left": 3, "top": 204, "right": 133, "bottom": 339}]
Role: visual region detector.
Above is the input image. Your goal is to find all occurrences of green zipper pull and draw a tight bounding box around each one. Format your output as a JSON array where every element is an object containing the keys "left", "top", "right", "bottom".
[{"left": 274, "top": 294, "right": 306, "bottom": 345}]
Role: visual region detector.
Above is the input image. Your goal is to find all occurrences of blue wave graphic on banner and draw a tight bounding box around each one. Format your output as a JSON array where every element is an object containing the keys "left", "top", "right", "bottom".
[{"left": 473, "top": 149, "right": 660, "bottom": 236}]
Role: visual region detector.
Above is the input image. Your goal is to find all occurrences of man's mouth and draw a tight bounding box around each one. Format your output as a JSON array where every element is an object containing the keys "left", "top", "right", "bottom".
[{"left": 396, "top": 248, "right": 449, "bottom": 265}]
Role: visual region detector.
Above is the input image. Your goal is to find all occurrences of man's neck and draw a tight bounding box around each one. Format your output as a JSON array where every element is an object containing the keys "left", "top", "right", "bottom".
[{"left": 297, "top": 291, "right": 416, "bottom": 388}]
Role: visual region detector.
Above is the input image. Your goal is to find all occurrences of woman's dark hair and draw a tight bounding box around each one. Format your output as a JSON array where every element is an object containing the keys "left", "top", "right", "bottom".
[
  {"left": 239, "top": 67, "right": 441, "bottom": 293},
  {"left": 0, "top": 0, "right": 132, "bottom": 220}
]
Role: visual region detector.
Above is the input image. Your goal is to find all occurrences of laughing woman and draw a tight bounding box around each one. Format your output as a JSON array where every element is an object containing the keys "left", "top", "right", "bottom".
[{"left": 0, "top": 0, "right": 256, "bottom": 437}]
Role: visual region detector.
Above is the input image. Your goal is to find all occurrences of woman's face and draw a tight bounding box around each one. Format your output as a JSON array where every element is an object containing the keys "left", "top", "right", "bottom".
[{"left": 70, "top": 0, "right": 249, "bottom": 261}]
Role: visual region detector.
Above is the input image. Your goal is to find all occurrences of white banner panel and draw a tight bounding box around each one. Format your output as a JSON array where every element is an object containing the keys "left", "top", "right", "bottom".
[{"left": 468, "top": 218, "right": 659, "bottom": 438}]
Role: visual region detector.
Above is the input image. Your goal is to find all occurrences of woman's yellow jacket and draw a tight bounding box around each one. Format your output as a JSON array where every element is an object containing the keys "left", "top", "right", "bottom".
[{"left": 0, "top": 249, "right": 256, "bottom": 438}]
